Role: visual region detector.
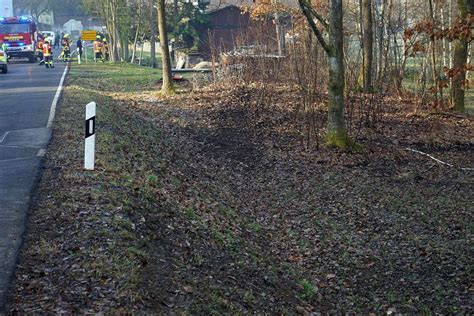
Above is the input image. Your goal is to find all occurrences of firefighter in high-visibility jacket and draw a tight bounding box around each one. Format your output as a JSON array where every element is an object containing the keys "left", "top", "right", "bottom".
[
  {"left": 1, "top": 41, "right": 7, "bottom": 60},
  {"left": 42, "top": 40, "right": 54, "bottom": 68},
  {"left": 36, "top": 38, "right": 44, "bottom": 64},
  {"left": 101, "top": 39, "right": 109, "bottom": 62},
  {"left": 93, "top": 35, "right": 102, "bottom": 62},
  {"left": 61, "top": 34, "right": 71, "bottom": 62}
]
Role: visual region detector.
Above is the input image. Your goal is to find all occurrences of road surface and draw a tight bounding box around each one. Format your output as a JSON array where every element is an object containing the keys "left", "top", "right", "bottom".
[{"left": 0, "top": 54, "right": 67, "bottom": 311}]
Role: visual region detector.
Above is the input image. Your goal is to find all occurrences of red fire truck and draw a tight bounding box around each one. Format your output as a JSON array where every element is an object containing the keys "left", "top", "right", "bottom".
[{"left": 0, "top": 16, "right": 37, "bottom": 63}]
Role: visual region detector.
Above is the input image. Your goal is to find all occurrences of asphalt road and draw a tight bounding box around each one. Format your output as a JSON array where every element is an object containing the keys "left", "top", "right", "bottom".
[{"left": 0, "top": 53, "right": 67, "bottom": 311}]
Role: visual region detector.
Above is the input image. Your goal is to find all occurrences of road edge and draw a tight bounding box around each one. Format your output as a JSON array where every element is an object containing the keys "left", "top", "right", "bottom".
[
  {"left": 46, "top": 63, "right": 69, "bottom": 129},
  {"left": 0, "top": 63, "right": 69, "bottom": 314}
]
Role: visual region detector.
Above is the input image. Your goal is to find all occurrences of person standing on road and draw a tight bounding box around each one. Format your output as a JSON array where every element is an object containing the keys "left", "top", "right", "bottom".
[
  {"left": 76, "top": 37, "right": 83, "bottom": 60},
  {"left": 101, "top": 39, "right": 110, "bottom": 62},
  {"left": 54, "top": 32, "right": 60, "bottom": 48},
  {"left": 93, "top": 35, "right": 102, "bottom": 62},
  {"left": 42, "top": 40, "right": 54, "bottom": 68},
  {"left": 61, "top": 34, "right": 71, "bottom": 62},
  {"left": 1, "top": 41, "right": 7, "bottom": 59},
  {"left": 36, "top": 37, "right": 44, "bottom": 64}
]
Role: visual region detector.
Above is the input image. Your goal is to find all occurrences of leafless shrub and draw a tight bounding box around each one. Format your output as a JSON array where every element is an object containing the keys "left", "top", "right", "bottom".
[{"left": 210, "top": 13, "right": 389, "bottom": 149}]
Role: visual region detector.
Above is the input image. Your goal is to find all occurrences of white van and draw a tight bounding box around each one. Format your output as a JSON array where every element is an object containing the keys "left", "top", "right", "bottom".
[{"left": 40, "top": 31, "right": 55, "bottom": 46}]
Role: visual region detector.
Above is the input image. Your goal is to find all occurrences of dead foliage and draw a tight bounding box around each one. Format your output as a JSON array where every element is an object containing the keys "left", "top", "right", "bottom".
[{"left": 7, "top": 63, "right": 473, "bottom": 314}]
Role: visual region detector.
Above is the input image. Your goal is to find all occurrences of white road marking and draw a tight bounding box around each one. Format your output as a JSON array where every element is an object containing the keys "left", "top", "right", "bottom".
[
  {"left": 0, "top": 65, "right": 69, "bottom": 157},
  {"left": 0, "top": 86, "right": 59, "bottom": 94},
  {"left": 0, "top": 156, "right": 37, "bottom": 163},
  {"left": 47, "top": 64, "right": 69, "bottom": 128},
  {"left": 37, "top": 149, "right": 46, "bottom": 156},
  {"left": 35, "top": 64, "right": 69, "bottom": 157},
  {"left": 0, "top": 131, "right": 10, "bottom": 143}
]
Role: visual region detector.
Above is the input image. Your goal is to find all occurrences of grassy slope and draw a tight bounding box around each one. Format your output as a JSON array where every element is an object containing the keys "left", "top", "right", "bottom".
[
  {"left": 7, "top": 62, "right": 473, "bottom": 314},
  {"left": 8, "top": 63, "right": 165, "bottom": 312}
]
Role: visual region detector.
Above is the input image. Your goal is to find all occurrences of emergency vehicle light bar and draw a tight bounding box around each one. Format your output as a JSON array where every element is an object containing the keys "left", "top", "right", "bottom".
[{"left": 0, "top": 16, "right": 33, "bottom": 23}]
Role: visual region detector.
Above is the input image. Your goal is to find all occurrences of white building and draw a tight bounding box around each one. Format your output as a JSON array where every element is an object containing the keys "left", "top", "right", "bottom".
[
  {"left": 0, "top": 0, "right": 13, "bottom": 17},
  {"left": 63, "top": 19, "right": 83, "bottom": 37}
]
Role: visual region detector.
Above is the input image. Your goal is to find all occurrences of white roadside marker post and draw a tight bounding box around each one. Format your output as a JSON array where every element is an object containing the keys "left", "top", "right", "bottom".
[
  {"left": 77, "top": 48, "right": 81, "bottom": 64},
  {"left": 84, "top": 102, "right": 96, "bottom": 170}
]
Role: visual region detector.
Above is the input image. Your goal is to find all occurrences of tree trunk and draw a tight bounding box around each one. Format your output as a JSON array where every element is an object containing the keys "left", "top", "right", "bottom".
[
  {"left": 382, "top": 0, "right": 393, "bottom": 88},
  {"left": 123, "top": 39, "right": 129, "bottom": 62},
  {"left": 139, "top": 38, "right": 144, "bottom": 65},
  {"left": 376, "top": 0, "right": 386, "bottom": 83},
  {"left": 111, "top": 0, "right": 120, "bottom": 62},
  {"left": 298, "top": 0, "right": 349, "bottom": 148},
  {"left": 131, "top": 0, "right": 142, "bottom": 64},
  {"left": 173, "top": 0, "right": 179, "bottom": 39},
  {"left": 449, "top": 0, "right": 453, "bottom": 68},
  {"left": 428, "top": 0, "right": 440, "bottom": 106},
  {"left": 275, "top": 14, "right": 286, "bottom": 56},
  {"left": 451, "top": 0, "right": 473, "bottom": 112},
  {"left": 441, "top": 8, "right": 448, "bottom": 68},
  {"left": 157, "top": 0, "right": 175, "bottom": 95},
  {"left": 419, "top": 54, "right": 428, "bottom": 105},
  {"left": 131, "top": 25, "right": 140, "bottom": 63},
  {"left": 149, "top": 0, "right": 157, "bottom": 68},
  {"left": 113, "top": 25, "right": 120, "bottom": 61},
  {"left": 326, "top": 0, "right": 349, "bottom": 147},
  {"left": 361, "top": 0, "right": 373, "bottom": 92}
]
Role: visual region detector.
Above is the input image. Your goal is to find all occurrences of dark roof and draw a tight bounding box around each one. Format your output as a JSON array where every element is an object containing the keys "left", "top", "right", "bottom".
[{"left": 206, "top": 4, "right": 241, "bottom": 15}]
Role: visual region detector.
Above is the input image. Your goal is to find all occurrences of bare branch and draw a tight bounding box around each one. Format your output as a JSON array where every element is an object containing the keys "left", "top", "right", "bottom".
[
  {"left": 405, "top": 148, "right": 474, "bottom": 171},
  {"left": 306, "top": 3, "right": 329, "bottom": 29},
  {"left": 298, "top": 0, "right": 331, "bottom": 54}
]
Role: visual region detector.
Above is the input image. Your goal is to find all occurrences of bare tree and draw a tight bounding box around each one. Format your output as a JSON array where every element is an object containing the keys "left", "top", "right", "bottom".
[
  {"left": 361, "top": 0, "right": 373, "bottom": 92},
  {"left": 451, "top": 0, "right": 473, "bottom": 112},
  {"left": 298, "top": 0, "right": 350, "bottom": 148},
  {"left": 156, "top": 0, "right": 175, "bottom": 95},
  {"left": 15, "top": 0, "right": 53, "bottom": 21},
  {"left": 428, "top": 0, "right": 440, "bottom": 106},
  {"left": 149, "top": 0, "right": 158, "bottom": 68},
  {"left": 131, "top": 0, "right": 143, "bottom": 63},
  {"left": 83, "top": 0, "right": 130, "bottom": 62}
]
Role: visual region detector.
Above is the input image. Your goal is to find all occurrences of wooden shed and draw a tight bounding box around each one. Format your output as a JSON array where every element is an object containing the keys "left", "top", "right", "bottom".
[{"left": 197, "top": 5, "right": 279, "bottom": 57}]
